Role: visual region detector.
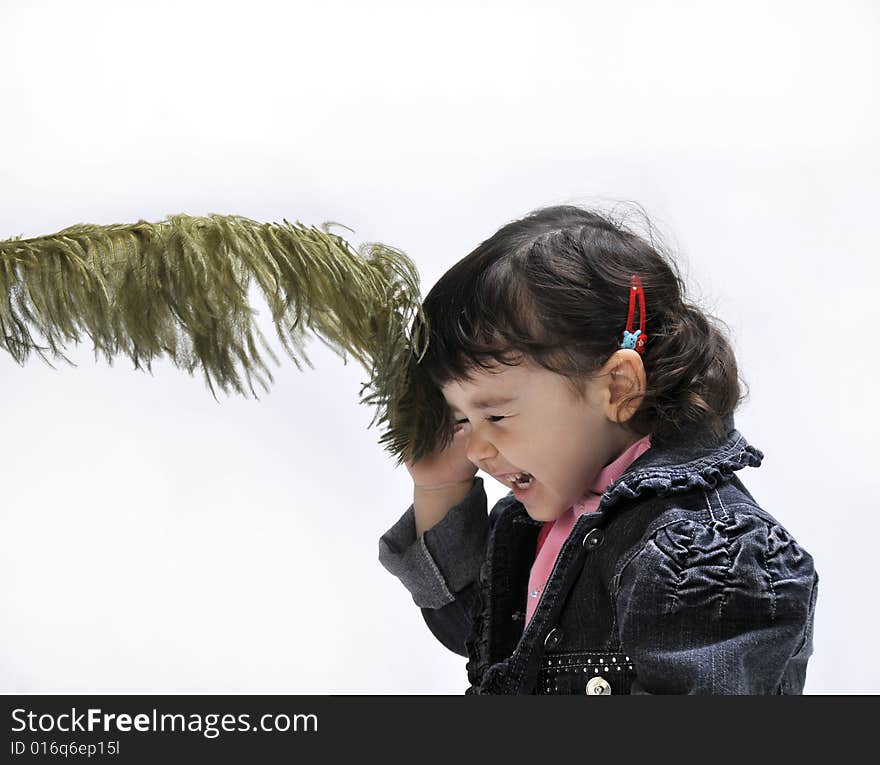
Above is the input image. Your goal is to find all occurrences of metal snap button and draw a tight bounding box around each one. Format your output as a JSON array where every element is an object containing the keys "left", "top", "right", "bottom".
[
  {"left": 582, "top": 528, "right": 605, "bottom": 550},
  {"left": 586, "top": 676, "right": 612, "bottom": 695},
  {"left": 543, "top": 627, "right": 563, "bottom": 649}
]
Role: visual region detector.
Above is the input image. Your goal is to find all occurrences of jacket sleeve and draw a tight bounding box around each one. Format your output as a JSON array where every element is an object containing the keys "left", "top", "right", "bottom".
[
  {"left": 613, "top": 512, "right": 819, "bottom": 695},
  {"left": 378, "top": 477, "right": 490, "bottom": 657}
]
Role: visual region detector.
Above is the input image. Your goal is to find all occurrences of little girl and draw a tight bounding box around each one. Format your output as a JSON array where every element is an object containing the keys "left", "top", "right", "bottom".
[{"left": 378, "top": 204, "right": 819, "bottom": 695}]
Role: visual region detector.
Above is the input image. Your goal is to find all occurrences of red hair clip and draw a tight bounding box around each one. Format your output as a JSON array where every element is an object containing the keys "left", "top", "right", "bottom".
[{"left": 619, "top": 275, "right": 648, "bottom": 355}]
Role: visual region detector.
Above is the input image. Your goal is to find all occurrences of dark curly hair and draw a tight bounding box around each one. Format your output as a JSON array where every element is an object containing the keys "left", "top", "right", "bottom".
[{"left": 407, "top": 203, "right": 749, "bottom": 458}]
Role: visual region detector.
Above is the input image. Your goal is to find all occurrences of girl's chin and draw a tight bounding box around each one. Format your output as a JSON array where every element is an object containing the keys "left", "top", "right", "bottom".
[
  {"left": 509, "top": 479, "right": 569, "bottom": 522},
  {"left": 524, "top": 505, "right": 565, "bottom": 523}
]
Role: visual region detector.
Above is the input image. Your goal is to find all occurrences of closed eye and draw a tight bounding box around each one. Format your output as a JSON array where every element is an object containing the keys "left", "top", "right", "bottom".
[{"left": 454, "top": 416, "right": 505, "bottom": 424}]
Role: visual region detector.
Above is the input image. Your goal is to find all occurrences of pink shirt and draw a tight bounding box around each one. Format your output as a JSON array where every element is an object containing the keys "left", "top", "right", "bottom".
[{"left": 524, "top": 434, "right": 653, "bottom": 628}]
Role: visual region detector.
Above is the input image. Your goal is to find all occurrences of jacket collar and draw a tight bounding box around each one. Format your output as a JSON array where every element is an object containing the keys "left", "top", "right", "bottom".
[{"left": 597, "top": 412, "right": 764, "bottom": 510}]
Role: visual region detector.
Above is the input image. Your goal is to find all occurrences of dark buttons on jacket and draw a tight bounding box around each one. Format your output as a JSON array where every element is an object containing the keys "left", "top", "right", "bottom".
[
  {"left": 544, "top": 627, "right": 563, "bottom": 650},
  {"left": 582, "top": 528, "right": 604, "bottom": 550}
]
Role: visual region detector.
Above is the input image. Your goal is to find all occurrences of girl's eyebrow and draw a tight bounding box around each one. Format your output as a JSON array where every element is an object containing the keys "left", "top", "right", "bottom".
[{"left": 450, "top": 395, "right": 517, "bottom": 413}]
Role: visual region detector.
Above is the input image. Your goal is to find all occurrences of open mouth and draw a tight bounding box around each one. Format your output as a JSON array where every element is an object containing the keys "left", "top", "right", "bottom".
[{"left": 499, "top": 471, "right": 534, "bottom": 490}]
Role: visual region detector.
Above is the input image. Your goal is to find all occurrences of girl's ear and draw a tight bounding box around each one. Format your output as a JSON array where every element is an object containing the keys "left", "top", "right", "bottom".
[{"left": 607, "top": 350, "right": 646, "bottom": 424}]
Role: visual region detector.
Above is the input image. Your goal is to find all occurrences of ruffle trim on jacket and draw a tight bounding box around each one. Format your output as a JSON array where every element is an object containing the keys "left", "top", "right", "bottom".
[
  {"left": 464, "top": 562, "right": 490, "bottom": 692},
  {"left": 464, "top": 508, "right": 518, "bottom": 695},
  {"left": 466, "top": 658, "right": 513, "bottom": 694},
  {"left": 599, "top": 439, "right": 764, "bottom": 510}
]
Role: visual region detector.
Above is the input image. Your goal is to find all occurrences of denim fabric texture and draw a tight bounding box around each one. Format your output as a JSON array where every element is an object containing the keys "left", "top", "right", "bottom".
[{"left": 378, "top": 413, "right": 819, "bottom": 695}]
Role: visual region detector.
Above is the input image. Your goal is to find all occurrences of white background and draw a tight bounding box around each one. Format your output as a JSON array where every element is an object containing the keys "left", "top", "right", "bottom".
[{"left": 0, "top": 0, "right": 876, "bottom": 693}]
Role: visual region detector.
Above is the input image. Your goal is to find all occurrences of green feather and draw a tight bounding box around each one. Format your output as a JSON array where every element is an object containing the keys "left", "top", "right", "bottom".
[{"left": 0, "top": 213, "right": 449, "bottom": 465}]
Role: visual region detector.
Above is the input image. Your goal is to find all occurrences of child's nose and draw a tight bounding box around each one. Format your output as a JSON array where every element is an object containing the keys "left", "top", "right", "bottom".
[{"left": 466, "top": 429, "right": 498, "bottom": 467}]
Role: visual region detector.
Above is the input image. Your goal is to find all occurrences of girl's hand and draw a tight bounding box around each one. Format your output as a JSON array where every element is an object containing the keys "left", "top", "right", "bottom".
[{"left": 405, "top": 426, "right": 477, "bottom": 489}]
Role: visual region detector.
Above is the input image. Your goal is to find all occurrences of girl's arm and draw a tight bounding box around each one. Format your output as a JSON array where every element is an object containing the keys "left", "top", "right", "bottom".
[
  {"left": 612, "top": 512, "right": 819, "bottom": 695},
  {"left": 419, "top": 579, "right": 483, "bottom": 658},
  {"left": 378, "top": 477, "right": 491, "bottom": 656}
]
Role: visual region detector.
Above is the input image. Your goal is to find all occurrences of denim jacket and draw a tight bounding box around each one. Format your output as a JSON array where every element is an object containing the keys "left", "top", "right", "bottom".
[{"left": 378, "top": 414, "right": 819, "bottom": 695}]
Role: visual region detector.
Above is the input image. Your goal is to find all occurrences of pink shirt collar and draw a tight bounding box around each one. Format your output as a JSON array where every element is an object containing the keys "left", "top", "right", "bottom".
[{"left": 571, "top": 433, "right": 653, "bottom": 516}]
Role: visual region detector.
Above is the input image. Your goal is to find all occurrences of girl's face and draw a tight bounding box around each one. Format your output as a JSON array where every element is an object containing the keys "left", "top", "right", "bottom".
[{"left": 441, "top": 352, "right": 644, "bottom": 523}]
